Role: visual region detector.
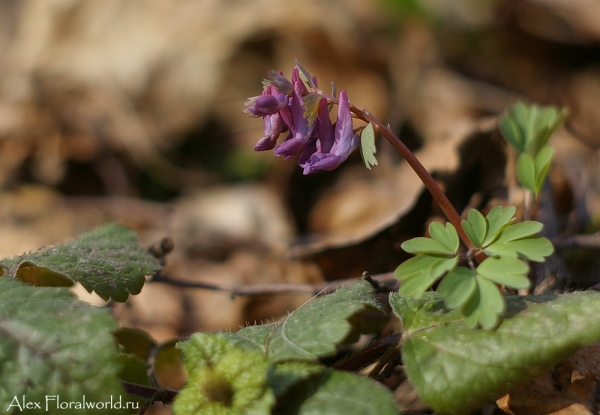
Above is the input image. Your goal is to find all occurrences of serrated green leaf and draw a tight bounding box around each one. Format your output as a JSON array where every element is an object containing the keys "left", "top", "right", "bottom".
[
  {"left": 174, "top": 333, "right": 274, "bottom": 415},
  {"left": 274, "top": 369, "right": 399, "bottom": 415},
  {"left": 0, "top": 278, "right": 130, "bottom": 414},
  {"left": 0, "top": 224, "right": 161, "bottom": 302},
  {"left": 516, "top": 152, "right": 537, "bottom": 194},
  {"left": 461, "top": 209, "right": 487, "bottom": 248},
  {"left": 428, "top": 222, "right": 459, "bottom": 255},
  {"left": 360, "top": 122, "right": 378, "bottom": 170},
  {"left": 534, "top": 145, "right": 554, "bottom": 192},
  {"left": 437, "top": 267, "right": 477, "bottom": 309},
  {"left": 225, "top": 281, "right": 385, "bottom": 363},
  {"left": 461, "top": 276, "right": 505, "bottom": 329},
  {"left": 395, "top": 255, "right": 458, "bottom": 297},
  {"left": 482, "top": 206, "right": 516, "bottom": 247},
  {"left": 477, "top": 256, "right": 531, "bottom": 289},
  {"left": 390, "top": 291, "right": 600, "bottom": 415}
]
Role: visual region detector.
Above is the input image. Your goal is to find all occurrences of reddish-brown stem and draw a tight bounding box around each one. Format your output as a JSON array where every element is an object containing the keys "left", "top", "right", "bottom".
[{"left": 350, "top": 105, "right": 475, "bottom": 250}]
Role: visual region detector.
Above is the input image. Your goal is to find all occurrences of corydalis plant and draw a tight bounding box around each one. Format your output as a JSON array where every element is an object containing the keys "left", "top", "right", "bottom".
[{"left": 245, "top": 62, "right": 555, "bottom": 329}]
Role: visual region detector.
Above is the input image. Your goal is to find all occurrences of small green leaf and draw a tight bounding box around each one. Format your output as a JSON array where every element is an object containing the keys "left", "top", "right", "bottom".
[
  {"left": 391, "top": 291, "right": 600, "bottom": 415},
  {"left": 437, "top": 267, "right": 477, "bottom": 309},
  {"left": 396, "top": 255, "right": 458, "bottom": 297},
  {"left": 534, "top": 145, "right": 554, "bottom": 192},
  {"left": 516, "top": 152, "right": 537, "bottom": 194},
  {"left": 0, "top": 223, "right": 161, "bottom": 302},
  {"left": 428, "top": 222, "right": 459, "bottom": 255},
  {"left": 499, "top": 112, "right": 525, "bottom": 153},
  {"left": 401, "top": 237, "right": 454, "bottom": 255},
  {"left": 462, "top": 276, "right": 505, "bottom": 329},
  {"left": 497, "top": 221, "right": 544, "bottom": 242},
  {"left": 500, "top": 236, "right": 554, "bottom": 262},
  {"left": 174, "top": 333, "right": 274, "bottom": 415},
  {"left": 274, "top": 369, "right": 399, "bottom": 415},
  {"left": 360, "top": 122, "right": 378, "bottom": 170},
  {"left": 477, "top": 256, "right": 531, "bottom": 289},
  {"left": 461, "top": 209, "right": 488, "bottom": 248},
  {"left": 482, "top": 206, "right": 516, "bottom": 247},
  {"left": 0, "top": 278, "right": 129, "bottom": 414}
]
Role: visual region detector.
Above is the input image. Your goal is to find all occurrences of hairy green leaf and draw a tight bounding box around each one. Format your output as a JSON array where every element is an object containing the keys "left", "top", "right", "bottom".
[
  {"left": 461, "top": 209, "right": 487, "bottom": 248},
  {"left": 267, "top": 280, "right": 385, "bottom": 362},
  {"left": 482, "top": 206, "right": 516, "bottom": 247},
  {"left": 391, "top": 291, "right": 600, "bottom": 415},
  {"left": 0, "top": 224, "right": 161, "bottom": 302},
  {"left": 396, "top": 255, "right": 458, "bottom": 297},
  {"left": 0, "top": 278, "right": 130, "bottom": 414},
  {"left": 175, "top": 333, "right": 274, "bottom": 415},
  {"left": 476, "top": 257, "right": 531, "bottom": 289},
  {"left": 360, "top": 122, "right": 378, "bottom": 170},
  {"left": 274, "top": 369, "right": 399, "bottom": 415},
  {"left": 437, "top": 267, "right": 477, "bottom": 309}
]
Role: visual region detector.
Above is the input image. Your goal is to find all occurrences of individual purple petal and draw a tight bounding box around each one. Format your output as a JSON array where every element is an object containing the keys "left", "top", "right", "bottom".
[
  {"left": 273, "top": 135, "right": 306, "bottom": 158},
  {"left": 330, "top": 90, "right": 355, "bottom": 156},
  {"left": 243, "top": 85, "right": 288, "bottom": 117},
  {"left": 254, "top": 113, "right": 288, "bottom": 151},
  {"left": 316, "top": 97, "right": 334, "bottom": 153},
  {"left": 301, "top": 134, "right": 359, "bottom": 174},
  {"left": 298, "top": 131, "right": 318, "bottom": 165}
]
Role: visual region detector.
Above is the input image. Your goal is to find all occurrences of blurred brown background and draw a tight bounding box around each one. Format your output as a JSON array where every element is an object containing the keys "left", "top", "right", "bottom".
[{"left": 2, "top": 0, "right": 600, "bottom": 373}]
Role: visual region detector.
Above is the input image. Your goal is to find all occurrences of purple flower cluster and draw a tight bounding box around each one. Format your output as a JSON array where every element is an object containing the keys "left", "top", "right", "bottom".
[{"left": 244, "top": 65, "right": 358, "bottom": 174}]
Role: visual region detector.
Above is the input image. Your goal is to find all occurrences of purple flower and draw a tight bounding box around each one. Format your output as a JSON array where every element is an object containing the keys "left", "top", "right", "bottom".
[
  {"left": 244, "top": 84, "right": 288, "bottom": 117},
  {"left": 245, "top": 63, "right": 360, "bottom": 174},
  {"left": 300, "top": 91, "right": 358, "bottom": 174}
]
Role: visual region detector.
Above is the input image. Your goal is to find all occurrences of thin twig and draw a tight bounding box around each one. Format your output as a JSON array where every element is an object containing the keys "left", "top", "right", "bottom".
[
  {"left": 121, "top": 381, "right": 178, "bottom": 403},
  {"left": 151, "top": 271, "right": 397, "bottom": 297}
]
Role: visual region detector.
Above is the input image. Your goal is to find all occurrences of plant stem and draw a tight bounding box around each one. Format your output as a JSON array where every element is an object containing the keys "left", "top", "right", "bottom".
[{"left": 350, "top": 106, "right": 475, "bottom": 250}]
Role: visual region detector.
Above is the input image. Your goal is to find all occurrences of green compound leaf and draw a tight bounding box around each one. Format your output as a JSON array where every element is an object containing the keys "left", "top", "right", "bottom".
[
  {"left": 391, "top": 291, "right": 600, "bottom": 415},
  {"left": 462, "top": 275, "right": 505, "bottom": 329},
  {"left": 273, "top": 369, "right": 399, "bottom": 415},
  {"left": 476, "top": 256, "right": 531, "bottom": 289},
  {"left": 486, "top": 221, "right": 553, "bottom": 262},
  {"left": 401, "top": 222, "right": 459, "bottom": 256},
  {"left": 395, "top": 255, "right": 458, "bottom": 297},
  {"left": 482, "top": 206, "right": 516, "bottom": 247},
  {"left": 0, "top": 278, "right": 130, "bottom": 415},
  {"left": 0, "top": 223, "right": 161, "bottom": 302},
  {"left": 227, "top": 280, "right": 386, "bottom": 363},
  {"left": 175, "top": 333, "right": 274, "bottom": 415},
  {"left": 360, "top": 122, "right": 379, "bottom": 170},
  {"left": 437, "top": 267, "right": 477, "bottom": 310},
  {"left": 461, "top": 209, "right": 487, "bottom": 248}
]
